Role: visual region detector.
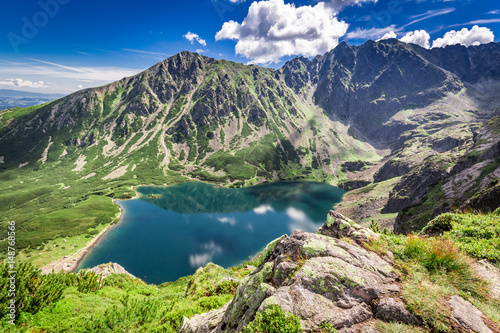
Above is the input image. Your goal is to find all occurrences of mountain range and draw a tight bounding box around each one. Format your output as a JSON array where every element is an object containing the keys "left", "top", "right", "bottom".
[{"left": 1, "top": 39, "right": 499, "bottom": 252}]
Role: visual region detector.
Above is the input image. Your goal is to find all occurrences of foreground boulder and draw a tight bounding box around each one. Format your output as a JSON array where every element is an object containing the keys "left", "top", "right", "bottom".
[
  {"left": 448, "top": 295, "right": 494, "bottom": 333},
  {"left": 179, "top": 211, "right": 423, "bottom": 332}
]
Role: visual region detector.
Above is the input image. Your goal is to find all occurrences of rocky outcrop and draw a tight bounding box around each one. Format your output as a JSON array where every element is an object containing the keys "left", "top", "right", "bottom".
[
  {"left": 179, "top": 212, "right": 424, "bottom": 333},
  {"left": 89, "top": 262, "right": 136, "bottom": 279},
  {"left": 317, "top": 211, "right": 377, "bottom": 244},
  {"left": 340, "top": 161, "right": 374, "bottom": 173},
  {"left": 474, "top": 259, "right": 500, "bottom": 300},
  {"left": 179, "top": 303, "right": 230, "bottom": 333},
  {"left": 374, "top": 297, "right": 421, "bottom": 325},
  {"left": 448, "top": 295, "right": 494, "bottom": 333},
  {"left": 373, "top": 158, "right": 412, "bottom": 183},
  {"left": 338, "top": 180, "right": 371, "bottom": 191}
]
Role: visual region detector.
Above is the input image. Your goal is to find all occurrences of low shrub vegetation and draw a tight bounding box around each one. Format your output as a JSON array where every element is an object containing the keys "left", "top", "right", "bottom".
[
  {"left": 242, "top": 305, "right": 302, "bottom": 333},
  {"left": 423, "top": 211, "right": 500, "bottom": 262},
  {"left": 0, "top": 262, "right": 249, "bottom": 332}
]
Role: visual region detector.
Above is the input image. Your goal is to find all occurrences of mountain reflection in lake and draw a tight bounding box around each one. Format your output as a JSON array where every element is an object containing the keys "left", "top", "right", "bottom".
[{"left": 77, "top": 181, "right": 344, "bottom": 284}]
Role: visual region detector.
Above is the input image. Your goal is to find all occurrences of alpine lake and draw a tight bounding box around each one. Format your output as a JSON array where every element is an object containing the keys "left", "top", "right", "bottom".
[{"left": 77, "top": 181, "right": 345, "bottom": 284}]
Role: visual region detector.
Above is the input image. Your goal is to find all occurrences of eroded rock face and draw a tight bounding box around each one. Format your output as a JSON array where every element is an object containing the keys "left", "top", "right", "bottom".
[
  {"left": 375, "top": 297, "right": 421, "bottom": 326},
  {"left": 178, "top": 302, "right": 230, "bottom": 333},
  {"left": 179, "top": 212, "right": 405, "bottom": 333},
  {"left": 474, "top": 260, "right": 500, "bottom": 299},
  {"left": 448, "top": 295, "right": 493, "bottom": 333}
]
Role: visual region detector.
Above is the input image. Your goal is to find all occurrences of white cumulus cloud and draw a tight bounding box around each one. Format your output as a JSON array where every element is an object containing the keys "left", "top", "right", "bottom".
[
  {"left": 0, "top": 78, "right": 49, "bottom": 88},
  {"left": 377, "top": 31, "right": 397, "bottom": 41},
  {"left": 77, "top": 84, "right": 83, "bottom": 90},
  {"left": 183, "top": 32, "right": 207, "bottom": 46},
  {"left": 215, "top": 0, "right": 349, "bottom": 64},
  {"left": 432, "top": 25, "right": 495, "bottom": 48},
  {"left": 400, "top": 30, "right": 431, "bottom": 49}
]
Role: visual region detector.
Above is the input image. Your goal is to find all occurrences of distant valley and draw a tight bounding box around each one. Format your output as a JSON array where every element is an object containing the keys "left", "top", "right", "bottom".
[{"left": 0, "top": 89, "right": 65, "bottom": 111}]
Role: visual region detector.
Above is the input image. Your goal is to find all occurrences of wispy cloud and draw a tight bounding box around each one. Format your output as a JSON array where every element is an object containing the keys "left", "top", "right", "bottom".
[
  {"left": 430, "top": 18, "right": 500, "bottom": 34},
  {"left": 405, "top": 8, "right": 455, "bottom": 27},
  {"left": 122, "top": 48, "right": 170, "bottom": 58},
  {"left": 466, "top": 18, "right": 500, "bottom": 25},
  {"left": 0, "top": 59, "right": 143, "bottom": 83},
  {"left": 487, "top": 10, "right": 500, "bottom": 15},
  {"left": 28, "top": 58, "right": 84, "bottom": 73},
  {"left": 346, "top": 25, "right": 400, "bottom": 40}
]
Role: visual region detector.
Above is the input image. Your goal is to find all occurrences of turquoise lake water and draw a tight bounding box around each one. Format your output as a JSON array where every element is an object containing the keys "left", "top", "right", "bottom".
[{"left": 77, "top": 181, "right": 344, "bottom": 284}]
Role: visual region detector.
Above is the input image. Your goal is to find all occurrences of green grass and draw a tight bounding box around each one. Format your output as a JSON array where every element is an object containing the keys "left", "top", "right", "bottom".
[
  {"left": 366, "top": 225, "right": 497, "bottom": 332},
  {"left": 423, "top": 211, "right": 500, "bottom": 262},
  {"left": 376, "top": 322, "right": 426, "bottom": 333},
  {"left": 242, "top": 305, "right": 302, "bottom": 333},
  {"left": 0, "top": 102, "right": 52, "bottom": 130}
]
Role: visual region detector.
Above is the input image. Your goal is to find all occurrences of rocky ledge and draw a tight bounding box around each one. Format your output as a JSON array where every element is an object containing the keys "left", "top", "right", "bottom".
[
  {"left": 178, "top": 211, "right": 499, "bottom": 333},
  {"left": 88, "top": 262, "right": 136, "bottom": 279}
]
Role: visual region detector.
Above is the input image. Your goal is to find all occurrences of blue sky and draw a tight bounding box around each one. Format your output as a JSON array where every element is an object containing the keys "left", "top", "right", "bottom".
[{"left": 0, "top": 0, "right": 499, "bottom": 94}]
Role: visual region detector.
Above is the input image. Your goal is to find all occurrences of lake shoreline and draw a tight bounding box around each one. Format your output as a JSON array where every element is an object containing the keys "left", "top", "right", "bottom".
[
  {"left": 42, "top": 198, "right": 127, "bottom": 274},
  {"left": 42, "top": 180, "right": 344, "bottom": 277},
  {"left": 69, "top": 181, "right": 345, "bottom": 283},
  {"left": 70, "top": 199, "right": 126, "bottom": 272},
  {"left": 42, "top": 184, "right": 169, "bottom": 274}
]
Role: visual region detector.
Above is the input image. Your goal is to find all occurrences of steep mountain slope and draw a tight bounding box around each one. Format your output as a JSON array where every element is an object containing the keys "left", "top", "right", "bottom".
[
  {"left": 0, "top": 51, "right": 376, "bottom": 181},
  {"left": 279, "top": 39, "right": 473, "bottom": 144},
  {"left": 391, "top": 113, "right": 500, "bottom": 233}
]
